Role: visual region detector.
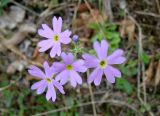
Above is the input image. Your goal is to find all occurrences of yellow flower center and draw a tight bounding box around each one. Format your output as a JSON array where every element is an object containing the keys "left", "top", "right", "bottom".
[
  {"left": 53, "top": 34, "right": 59, "bottom": 42},
  {"left": 45, "top": 78, "right": 51, "bottom": 83},
  {"left": 66, "top": 65, "right": 73, "bottom": 70},
  {"left": 99, "top": 60, "right": 107, "bottom": 69}
]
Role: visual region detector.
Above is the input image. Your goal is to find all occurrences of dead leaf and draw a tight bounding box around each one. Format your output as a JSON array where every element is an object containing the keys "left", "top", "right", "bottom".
[
  {"left": 145, "top": 60, "right": 160, "bottom": 86},
  {"left": 119, "top": 18, "right": 135, "bottom": 47},
  {"left": 155, "top": 60, "right": 160, "bottom": 86},
  {"left": 32, "top": 47, "right": 40, "bottom": 59},
  {"left": 145, "top": 60, "right": 154, "bottom": 85},
  {"left": 73, "top": 9, "right": 106, "bottom": 44},
  {"left": 32, "top": 47, "right": 48, "bottom": 65},
  {"left": 77, "top": 3, "right": 90, "bottom": 13},
  {"left": 80, "top": 9, "right": 106, "bottom": 25}
]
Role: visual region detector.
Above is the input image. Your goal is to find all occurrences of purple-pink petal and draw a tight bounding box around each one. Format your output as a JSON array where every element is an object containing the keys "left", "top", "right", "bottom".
[
  {"left": 107, "top": 65, "right": 121, "bottom": 77},
  {"left": 52, "top": 80, "right": 65, "bottom": 94},
  {"left": 72, "top": 60, "right": 87, "bottom": 72},
  {"left": 55, "top": 70, "right": 69, "bottom": 85},
  {"left": 31, "top": 80, "right": 46, "bottom": 90},
  {"left": 43, "top": 61, "right": 52, "bottom": 78},
  {"left": 42, "top": 24, "right": 54, "bottom": 36},
  {"left": 38, "top": 24, "right": 54, "bottom": 39},
  {"left": 107, "top": 49, "right": 124, "bottom": 61},
  {"left": 48, "top": 84, "right": 56, "bottom": 102},
  {"left": 50, "top": 46, "right": 57, "bottom": 58},
  {"left": 108, "top": 57, "right": 126, "bottom": 64},
  {"left": 51, "top": 86, "right": 56, "bottom": 102},
  {"left": 70, "top": 71, "right": 82, "bottom": 84},
  {"left": 87, "top": 67, "right": 100, "bottom": 84},
  {"left": 38, "top": 39, "right": 54, "bottom": 52},
  {"left": 46, "top": 88, "right": 51, "bottom": 101},
  {"left": 100, "top": 40, "right": 108, "bottom": 59},
  {"left": 61, "top": 52, "right": 74, "bottom": 64},
  {"left": 69, "top": 72, "right": 77, "bottom": 87},
  {"left": 93, "top": 41, "right": 102, "bottom": 59},
  {"left": 52, "top": 17, "right": 62, "bottom": 33},
  {"left": 56, "top": 43, "right": 61, "bottom": 56},
  {"left": 82, "top": 54, "right": 98, "bottom": 68},
  {"left": 52, "top": 62, "right": 65, "bottom": 73},
  {"left": 28, "top": 66, "right": 45, "bottom": 79},
  {"left": 60, "top": 75, "right": 68, "bottom": 85},
  {"left": 94, "top": 69, "right": 103, "bottom": 86},
  {"left": 59, "top": 30, "right": 71, "bottom": 44},
  {"left": 36, "top": 82, "right": 47, "bottom": 94},
  {"left": 50, "top": 43, "right": 61, "bottom": 58},
  {"left": 104, "top": 67, "right": 115, "bottom": 83}
]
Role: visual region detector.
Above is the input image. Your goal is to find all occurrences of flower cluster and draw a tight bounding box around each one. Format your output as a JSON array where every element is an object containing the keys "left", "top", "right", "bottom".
[{"left": 28, "top": 16, "right": 126, "bottom": 102}]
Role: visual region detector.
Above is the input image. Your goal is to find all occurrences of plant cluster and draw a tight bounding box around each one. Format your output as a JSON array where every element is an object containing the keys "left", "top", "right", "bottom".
[{"left": 28, "top": 16, "right": 126, "bottom": 102}]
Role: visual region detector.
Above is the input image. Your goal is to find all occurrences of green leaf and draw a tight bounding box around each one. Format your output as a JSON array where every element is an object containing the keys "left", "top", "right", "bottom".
[
  {"left": 140, "top": 52, "right": 150, "bottom": 64},
  {"left": 116, "top": 78, "right": 133, "bottom": 95},
  {"left": 88, "top": 49, "right": 96, "bottom": 55},
  {"left": 88, "top": 23, "right": 99, "bottom": 30},
  {"left": 0, "top": 0, "right": 9, "bottom": 7},
  {"left": 51, "top": 0, "right": 59, "bottom": 5},
  {"left": 91, "top": 32, "right": 104, "bottom": 42},
  {"left": 140, "top": 103, "right": 151, "bottom": 113},
  {"left": 127, "top": 98, "right": 134, "bottom": 104},
  {"left": 3, "top": 90, "right": 15, "bottom": 108},
  {"left": 64, "top": 97, "right": 74, "bottom": 107},
  {"left": 106, "top": 24, "right": 117, "bottom": 31},
  {"left": 60, "top": 112, "right": 67, "bottom": 116},
  {"left": 156, "top": 53, "right": 160, "bottom": 60}
]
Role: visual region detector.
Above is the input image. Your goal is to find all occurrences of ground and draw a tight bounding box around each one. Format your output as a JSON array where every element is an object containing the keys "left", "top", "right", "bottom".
[{"left": 0, "top": 0, "right": 160, "bottom": 116}]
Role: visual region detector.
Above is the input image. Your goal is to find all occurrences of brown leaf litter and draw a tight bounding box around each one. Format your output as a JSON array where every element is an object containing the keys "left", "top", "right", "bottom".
[
  {"left": 0, "top": 5, "right": 25, "bottom": 29},
  {"left": 0, "top": 23, "right": 36, "bottom": 51},
  {"left": 119, "top": 18, "right": 136, "bottom": 47},
  {"left": 145, "top": 60, "right": 160, "bottom": 86}
]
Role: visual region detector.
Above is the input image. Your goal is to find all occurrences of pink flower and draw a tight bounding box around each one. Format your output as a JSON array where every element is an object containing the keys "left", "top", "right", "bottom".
[
  {"left": 83, "top": 40, "right": 126, "bottom": 86},
  {"left": 52, "top": 52, "right": 87, "bottom": 87},
  {"left": 37, "top": 16, "right": 71, "bottom": 58},
  {"left": 28, "top": 61, "right": 65, "bottom": 102}
]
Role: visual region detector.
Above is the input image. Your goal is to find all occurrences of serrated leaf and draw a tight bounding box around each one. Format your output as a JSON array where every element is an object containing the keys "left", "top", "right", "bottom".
[{"left": 116, "top": 78, "right": 133, "bottom": 95}]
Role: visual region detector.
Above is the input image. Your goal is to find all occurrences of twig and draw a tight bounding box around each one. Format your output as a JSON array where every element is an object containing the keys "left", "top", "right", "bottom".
[
  {"left": 155, "top": 0, "right": 160, "bottom": 14},
  {"left": 0, "top": 23, "right": 36, "bottom": 51},
  {"left": 0, "top": 108, "right": 8, "bottom": 113},
  {"left": 37, "top": 3, "right": 75, "bottom": 26},
  {"left": 32, "top": 99, "right": 141, "bottom": 116},
  {"left": 0, "top": 36, "right": 42, "bottom": 67},
  {"left": 0, "top": 76, "right": 21, "bottom": 92},
  {"left": 10, "top": 0, "right": 40, "bottom": 17},
  {"left": 126, "top": 9, "right": 155, "bottom": 116},
  {"left": 135, "top": 11, "right": 160, "bottom": 18},
  {"left": 40, "top": 2, "right": 67, "bottom": 17},
  {"left": 83, "top": 0, "right": 105, "bottom": 37},
  {"left": 8, "top": 45, "right": 42, "bottom": 67},
  {"left": 140, "top": 23, "right": 160, "bottom": 30},
  {"left": 128, "top": 15, "right": 144, "bottom": 103},
  {"left": 104, "top": 0, "right": 113, "bottom": 21},
  {"left": 87, "top": 71, "right": 97, "bottom": 116},
  {"left": 0, "top": 84, "right": 12, "bottom": 92},
  {"left": 72, "top": 0, "right": 82, "bottom": 33}
]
